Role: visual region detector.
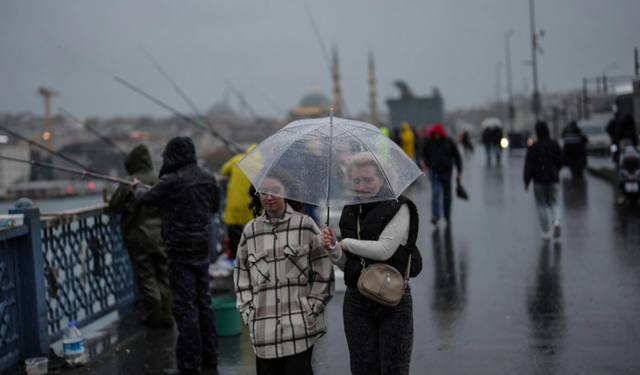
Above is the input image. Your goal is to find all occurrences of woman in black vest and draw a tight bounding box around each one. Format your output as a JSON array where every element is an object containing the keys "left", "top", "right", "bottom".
[{"left": 321, "top": 152, "right": 422, "bottom": 375}]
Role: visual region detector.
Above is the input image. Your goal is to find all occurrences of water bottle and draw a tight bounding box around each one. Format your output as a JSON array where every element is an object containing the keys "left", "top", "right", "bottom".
[{"left": 62, "top": 321, "right": 86, "bottom": 367}]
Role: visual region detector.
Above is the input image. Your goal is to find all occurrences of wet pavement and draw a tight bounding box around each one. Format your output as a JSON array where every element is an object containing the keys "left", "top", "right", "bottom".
[{"left": 59, "top": 150, "right": 640, "bottom": 374}]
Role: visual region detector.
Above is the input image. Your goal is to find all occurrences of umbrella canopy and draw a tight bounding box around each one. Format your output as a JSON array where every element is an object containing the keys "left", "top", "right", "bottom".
[
  {"left": 481, "top": 117, "right": 503, "bottom": 129},
  {"left": 237, "top": 113, "right": 423, "bottom": 208}
]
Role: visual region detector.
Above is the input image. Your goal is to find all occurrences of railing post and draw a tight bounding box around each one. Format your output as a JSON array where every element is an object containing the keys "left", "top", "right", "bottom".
[{"left": 9, "top": 204, "right": 49, "bottom": 358}]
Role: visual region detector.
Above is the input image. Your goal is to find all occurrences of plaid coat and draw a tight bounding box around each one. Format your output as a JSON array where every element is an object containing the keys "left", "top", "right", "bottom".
[{"left": 234, "top": 204, "right": 335, "bottom": 359}]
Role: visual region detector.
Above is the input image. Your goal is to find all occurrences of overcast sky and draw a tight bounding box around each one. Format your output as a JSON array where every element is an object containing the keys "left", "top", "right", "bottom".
[{"left": 1, "top": 0, "right": 639, "bottom": 120}]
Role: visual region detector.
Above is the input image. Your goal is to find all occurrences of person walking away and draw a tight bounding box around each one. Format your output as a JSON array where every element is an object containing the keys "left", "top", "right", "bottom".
[
  {"left": 524, "top": 122, "right": 563, "bottom": 241},
  {"left": 561, "top": 121, "right": 587, "bottom": 178},
  {"left": 320, "top": 152, "right": 423, "bottom": 375},
  {"left": 234, "top": 167, "right": 334, "bottom": 375},
  {"left": 220, "top": 143, "right": 257, "bottom": 260},
  {"left": 400, "top": 122, "right": 416, "bottom": 161},
  {"left": 482, "top": 127, "right": 493, "bottom": 164},
  {"left": 133, "top": 137, "right": 220, "bottom": 375},
  {"left": 422, "top": 123, "right": 463, "bottom": 227},
  {"left": 108, "top": 144, "right": 172, "bottom": 328},
  {"left": 461, "top": 131, "right": 474, "bottom": 153},
  {"left": 491, "top": 126, "right": 504, "bottom": 164},
  {"left": 392, "top": 128, "right": 402, "bottom": 147}
]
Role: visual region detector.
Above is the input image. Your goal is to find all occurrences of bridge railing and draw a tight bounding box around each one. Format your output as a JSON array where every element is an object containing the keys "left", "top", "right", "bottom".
[
  {"left": 1, "top": 182, "right": 230, "bottom": 374},
  {"left": 0, "top": 203, "right": 136, "bottom": 374}
]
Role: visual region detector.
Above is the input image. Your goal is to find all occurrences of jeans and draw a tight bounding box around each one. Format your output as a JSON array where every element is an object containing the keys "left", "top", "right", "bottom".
[
  {"left": 169, "top": 258, "right": 218, "bottom": 370},
  {"left": 533, "top": 183, "right": 560, "bottom": 232},
  {"left": 343, "top": 287, "right": 413, "bottom": 375},
  {"left": 429, "top": 171, "right": 452, "bottom": 221}
]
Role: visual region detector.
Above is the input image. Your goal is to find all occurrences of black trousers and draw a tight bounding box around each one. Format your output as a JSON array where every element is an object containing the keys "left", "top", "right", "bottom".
[
  {"left": 255, "top": 346, "right": 314, "bottom": 375},
  {"left": 343, "top": 287, "right": 413, "bottom": 375},
  {"left": 168, "top": 258, "right": 218, "bottom": 371}
]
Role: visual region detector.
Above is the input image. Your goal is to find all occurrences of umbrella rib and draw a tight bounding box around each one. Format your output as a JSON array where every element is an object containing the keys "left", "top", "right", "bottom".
[{"left": 339, "top": 125, "right": 398, "bottom": 199}]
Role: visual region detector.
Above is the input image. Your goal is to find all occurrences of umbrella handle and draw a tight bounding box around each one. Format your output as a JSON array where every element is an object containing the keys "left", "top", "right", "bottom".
[{"left": 326, "top": 207, "right": 330, "bottom": 227}]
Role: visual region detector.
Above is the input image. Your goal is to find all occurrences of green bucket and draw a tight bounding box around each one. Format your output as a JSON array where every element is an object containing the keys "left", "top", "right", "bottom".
[{"left": 211, "top": 297, "right": 241, "bottom": 336}]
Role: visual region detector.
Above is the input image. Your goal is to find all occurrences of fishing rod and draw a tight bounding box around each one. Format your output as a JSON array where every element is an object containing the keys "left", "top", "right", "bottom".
[
  {"left": 113, "top": 76, "right": 244, "bottom": 154},
  {"left": 139, "top": 46, "right": 213, "bottom": 127},
  {"left": 0, "top": 155, "right": 133, "bottom": 185},
  {"left": 252, "top": 84, "right": 286, "bottom": 118},
  {"left": 304, "top": 5, "right": 350, "bottom": 117},
  {"left": 59, "top": 107, "right": 127, "bottom": 156},
  {"left": 0, "top": 124, "right": 100, "bottom": 173},
  {"left": 52, "top": 42, "right": 245, "bottom": 154}
]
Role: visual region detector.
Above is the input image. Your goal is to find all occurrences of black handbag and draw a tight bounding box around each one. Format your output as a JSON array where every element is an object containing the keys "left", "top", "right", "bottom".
[{"left": 456, "top": 179, "right": 469, "bottom": 200}]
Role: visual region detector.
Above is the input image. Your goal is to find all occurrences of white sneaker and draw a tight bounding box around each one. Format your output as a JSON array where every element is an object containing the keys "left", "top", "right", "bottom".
[
  {"left": 541, "top": 232, "right": 552, "bottom": 241},
  {"left": 553, "top": 222, "right": 561, "bottom": 238}
]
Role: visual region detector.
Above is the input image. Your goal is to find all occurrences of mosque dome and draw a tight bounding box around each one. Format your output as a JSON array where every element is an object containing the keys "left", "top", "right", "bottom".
[{"left": 299, "top": 91, "right": 331, "bottom": 108}]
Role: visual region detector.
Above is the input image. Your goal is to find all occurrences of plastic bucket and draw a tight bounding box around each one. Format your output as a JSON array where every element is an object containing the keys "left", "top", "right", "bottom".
[{"left": 211, "top": 297, "right": 241, "bottom": 336}]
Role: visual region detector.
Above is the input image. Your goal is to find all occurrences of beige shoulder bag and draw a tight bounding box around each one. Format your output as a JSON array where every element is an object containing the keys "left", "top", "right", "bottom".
[{"left": 355, "top": 217, "right": 411, "bottom": 307}]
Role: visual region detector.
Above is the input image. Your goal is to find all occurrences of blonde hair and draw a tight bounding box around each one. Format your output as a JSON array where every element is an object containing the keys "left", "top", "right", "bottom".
[{"left": 345, "top": 152, "right": 397, "bottom": 187}]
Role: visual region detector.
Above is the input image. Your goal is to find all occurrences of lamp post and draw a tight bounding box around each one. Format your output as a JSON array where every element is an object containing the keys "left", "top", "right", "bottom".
[
  {"left": 602, "top": 63, "right": 618, "bottom": 94},
  {"left": 505, "top": 29, "right": 515, "bottom": 132},
  {"left": 529, "top": 0, "right": 543, "bottom": 121}
]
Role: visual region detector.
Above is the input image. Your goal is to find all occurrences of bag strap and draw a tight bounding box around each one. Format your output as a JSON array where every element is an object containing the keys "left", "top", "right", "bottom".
[{"left": 358, "top": 204, "right": 414, "bottom": 281}]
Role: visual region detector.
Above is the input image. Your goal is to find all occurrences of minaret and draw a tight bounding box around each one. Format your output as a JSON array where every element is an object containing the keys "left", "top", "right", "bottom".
[
  {"left": 332, "top": 44, "right": 343, "bottom": 117},
  {"left": 368, "top": 50, "right": 377, "bottom": 126}
]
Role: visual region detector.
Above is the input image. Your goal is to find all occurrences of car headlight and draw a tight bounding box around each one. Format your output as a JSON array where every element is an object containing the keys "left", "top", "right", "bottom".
[{"left": 500, "top": 138, "right": 509, "bottom": 148}]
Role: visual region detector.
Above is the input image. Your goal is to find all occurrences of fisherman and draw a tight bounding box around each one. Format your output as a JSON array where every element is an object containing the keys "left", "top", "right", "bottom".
[
  {"left": 108, "top": 144, "right": 172, "bottom": 328},
  {"left": 220, "top": 144, "right": 257, "bottom": 260},
  {"left": 133, "top": 137, "right": 220, "bottom": 375}
]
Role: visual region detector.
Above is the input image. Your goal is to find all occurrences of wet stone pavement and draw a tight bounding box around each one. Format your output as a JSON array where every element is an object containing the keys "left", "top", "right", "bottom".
[{"left": 61, "top": 150, "right": 640, "bottom": 374}]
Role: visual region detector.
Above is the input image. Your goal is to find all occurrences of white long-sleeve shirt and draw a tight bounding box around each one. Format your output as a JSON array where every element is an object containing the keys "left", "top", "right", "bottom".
[{"left": 329, "top": 204, "right": 410, "bottom": 270}]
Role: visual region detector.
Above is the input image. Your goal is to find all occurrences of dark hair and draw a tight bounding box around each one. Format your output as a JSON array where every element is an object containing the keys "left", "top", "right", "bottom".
[{"left": 247, "top": 166, "right": 305, "bottom": 218}]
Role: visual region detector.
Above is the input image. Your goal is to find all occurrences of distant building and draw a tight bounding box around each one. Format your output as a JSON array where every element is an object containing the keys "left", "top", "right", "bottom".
[
  {"left": 386, "top": 82, "right": 444, "bottom": 130},
  {"left": 0, "top": 145, "right": 30, "bottom": 198},
  {"left": 288, "top": 89, "right": 333, "bottom": 121}
]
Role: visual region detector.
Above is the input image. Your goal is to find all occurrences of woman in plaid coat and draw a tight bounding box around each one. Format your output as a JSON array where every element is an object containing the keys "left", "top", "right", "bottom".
[{"left": 234, "top": 168, "right": 335, "bottom": 375}]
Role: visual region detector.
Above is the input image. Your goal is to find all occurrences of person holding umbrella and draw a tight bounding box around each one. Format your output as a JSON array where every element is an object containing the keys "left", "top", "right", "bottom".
[
  {"left": 234, "top": 166, "right": 335, "bottom": 375},
  {"left": 321, "top": 152, "right": 422, "bottom": 375}
]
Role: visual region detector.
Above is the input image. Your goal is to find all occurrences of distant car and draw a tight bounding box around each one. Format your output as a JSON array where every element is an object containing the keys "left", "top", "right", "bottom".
[
  {"left": 578, "top": 114, "right": 612, "bottom": 154},
  {"left": 507, "top": 131, "right": 532, "bottom": 149}
]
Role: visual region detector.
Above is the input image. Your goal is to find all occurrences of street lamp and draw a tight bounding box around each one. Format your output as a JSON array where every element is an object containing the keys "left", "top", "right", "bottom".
[
  {"left": 529, "top": 0, "right": 544, "bottom": 121},
  {"left": 504, "top": 29, "right": 515, "bottom": 132},
  {"left": 602, "top": 63, "right": 618, "bottom": 94}
]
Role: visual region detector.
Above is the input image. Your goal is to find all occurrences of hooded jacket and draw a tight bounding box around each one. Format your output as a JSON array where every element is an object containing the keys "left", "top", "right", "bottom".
[
  {"left": 423, "top": 123, "right": 462, "bottom": 175},
  {"left": 524, "top": 122, "right": 562, "bottom": 185},
  {"left": 135, "top": 137, "right": 220, "bottom": 259},
  {"left": 221, "top": 144, "right": 256, "bottom": 226},
  {"left": 400, "top": 122, "right": 416, "bottom": 158},
  {"left": 109, "top": 144, "right": 164, "bottom": 252}
]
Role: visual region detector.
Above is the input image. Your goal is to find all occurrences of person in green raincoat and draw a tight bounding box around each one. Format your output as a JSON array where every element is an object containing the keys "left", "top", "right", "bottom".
[{"left": 109, "top": 144, "right": 173, "bottom": 328}]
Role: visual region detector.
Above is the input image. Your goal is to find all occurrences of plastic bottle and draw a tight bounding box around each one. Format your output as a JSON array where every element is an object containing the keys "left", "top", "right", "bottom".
[{"left": 62, "top": 321, "right": 86, "bottom": 367}]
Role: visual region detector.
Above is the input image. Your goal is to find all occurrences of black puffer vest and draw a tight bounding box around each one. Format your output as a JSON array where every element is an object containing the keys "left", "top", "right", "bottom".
[{"left": 339, "top": 195, "right": 422, "bottom": 288}]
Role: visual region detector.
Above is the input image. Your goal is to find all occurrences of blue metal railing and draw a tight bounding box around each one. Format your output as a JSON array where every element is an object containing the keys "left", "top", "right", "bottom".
[
  {"left": 40, "top": 205, "right": 136, "bottom": 341},
  {"left": 0, "top": 226, "right": 28, "bottom": 373},
  {"left": 0, "top": 203, "right": 136, "bottom": 374},
  {"left": 0, "top": 186, "right": 230, "bottom": 373}
]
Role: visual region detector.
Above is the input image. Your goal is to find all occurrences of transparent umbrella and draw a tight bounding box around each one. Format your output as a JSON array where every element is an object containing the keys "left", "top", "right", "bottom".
[{"left": 237, "top": 111, "right": 423, "bottom": 221}]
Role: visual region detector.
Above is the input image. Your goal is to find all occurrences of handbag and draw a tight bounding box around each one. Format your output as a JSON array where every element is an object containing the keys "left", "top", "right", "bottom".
[
  {"left": 456, "top": 178, "right": 469, "bottom": 200},
  {"left": 355, "top": 217, "right": 411, "bottom": 307}
]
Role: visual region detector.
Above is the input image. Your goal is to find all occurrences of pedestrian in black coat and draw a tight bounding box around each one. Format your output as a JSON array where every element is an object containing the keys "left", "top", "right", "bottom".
[
  {"left": 524, "top": 122, "right": 563, "bottom": 240},
  {"left": 134, "top": 136, "right": 220, "bottom": 375},
  {"left": 561, "top": 121, "right": 587, "bottom": 178}
]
